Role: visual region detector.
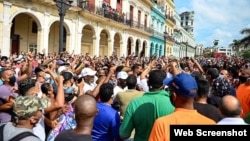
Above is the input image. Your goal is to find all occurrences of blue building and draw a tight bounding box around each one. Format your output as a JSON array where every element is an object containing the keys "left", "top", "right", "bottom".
[{"left": 149, "top": 1, "right": 166, "bottom": 58}]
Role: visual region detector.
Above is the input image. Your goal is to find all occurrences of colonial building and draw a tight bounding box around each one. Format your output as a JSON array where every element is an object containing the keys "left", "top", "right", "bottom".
[
  {"left": 149, "top": 0, "right": 165, "bottom": 58},
  {"left": 0, "top": 0, "right": 158, "bottom": 57},
  {"left": 165, "top": 0, "right": 175, "bottom": 56}
]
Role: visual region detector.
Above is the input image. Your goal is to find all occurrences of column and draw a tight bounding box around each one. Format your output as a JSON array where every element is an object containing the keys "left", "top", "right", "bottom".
[
  {"left": 76, "top": 33, "right": 82, "bottom": 55},
  {"left": 107, "top": 38, "right": 114, "bottom": 57},
  {"left": 67, "top": 20, "right": 77, "bottom": 54},
  {"left": 145, "top": 44, "right": 149, "bottom": 57},
  {"left": 37, "top": 27, "right": 49, "bottom": 55},
  {"left": 119, "top": 40, "right": 123, "bottom": 57},
  {"left": 1, "top": 2, "right": 12, "bottom": 56},
  {"left": 92, "top": 35, "right": 100, "bottom": 56},
  {"left": 121, "top": 36, "right": 127, "bottom": 57},
  {"left": 37, "top": 12, "right": 50, "bottom": 55}
]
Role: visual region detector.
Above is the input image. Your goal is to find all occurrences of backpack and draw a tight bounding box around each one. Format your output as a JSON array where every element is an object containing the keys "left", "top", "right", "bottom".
[{"left": 0, "top": 124, "right": 38, "bottom": 141}]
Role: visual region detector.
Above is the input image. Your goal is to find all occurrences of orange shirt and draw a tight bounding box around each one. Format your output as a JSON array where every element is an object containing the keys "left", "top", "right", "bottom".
[
  {"left": 149, "top": 108, "right": 216, "bottom": 141},
  {"left": 236, "top": 84, "right": 250, "bottom": 118}
]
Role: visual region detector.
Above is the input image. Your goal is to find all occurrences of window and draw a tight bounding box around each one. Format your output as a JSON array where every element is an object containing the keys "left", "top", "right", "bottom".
[
  {"left": 144, "top": 14, "right": 147, "bottom": 27},
  {"left": 29, "top": 44, "right": 37, "bottom": 54}
]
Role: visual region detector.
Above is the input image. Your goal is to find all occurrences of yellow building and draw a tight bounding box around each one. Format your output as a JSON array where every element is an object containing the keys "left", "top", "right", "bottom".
[
  {"left": 165, "top": 0, "right": 175, "bottom": 56},
  {"left": 0, "top": 0, "right": 155, "bottom": 57}
]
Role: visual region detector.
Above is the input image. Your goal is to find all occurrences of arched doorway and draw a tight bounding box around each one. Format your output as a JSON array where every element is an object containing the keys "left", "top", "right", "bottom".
[
  {"left": 150, "top": 42, "right": 154, "bottom": 56},
  {"left": 49, "top": 22, "right": 68, "bottom": 54},
  {"left": 99, "top": 29, "right": 109, "bottom": 56},
  {"left": 82, "top": 25, "right": 94, "bottom": 55},
  {"left": 159, "top": 45, "right": 163, "bottom": 57},
  {"left": 155, "top": 44, "right": 159, "bottom": 58},
  {"left": 114, "top": 33, "right": 121, "bottom": 57},
  {"left": 135, "top": 39, "right": 140, "bottom": 57},
  {"left": 10, "top": 13, "right": 40, "bottom": 54},
  {"left": 127, "top": 37, "right": 133, "bottom": 56},
  {"left": 142, "top": 41, "right": 147, "bottom": 57}
]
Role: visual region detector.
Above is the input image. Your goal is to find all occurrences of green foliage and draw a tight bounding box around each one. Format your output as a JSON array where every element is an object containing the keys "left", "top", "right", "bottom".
[
  {"left": 210, "top": 51, "right": 215, "bottom": 57},
  {"left": 241, "top": 50, "right": 250, "bottom": 59}
]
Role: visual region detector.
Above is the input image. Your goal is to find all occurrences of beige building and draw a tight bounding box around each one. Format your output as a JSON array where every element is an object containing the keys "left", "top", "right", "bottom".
[
  {"left": 165, "top": 0, "right": 175, "bottom": 56},
  {"left": 0, "top": 0, "right": 155, "bottom": 57}
]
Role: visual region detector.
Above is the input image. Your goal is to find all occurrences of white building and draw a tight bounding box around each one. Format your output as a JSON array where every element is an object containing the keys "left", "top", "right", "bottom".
[{"left": 216, "top": 47, "right": 234, "bottom": 56}]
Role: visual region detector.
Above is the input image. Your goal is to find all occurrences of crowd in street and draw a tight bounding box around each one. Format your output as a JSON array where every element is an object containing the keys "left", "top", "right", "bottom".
[{"left": 0, "top": 51, "right": 249, "bottom": 141}]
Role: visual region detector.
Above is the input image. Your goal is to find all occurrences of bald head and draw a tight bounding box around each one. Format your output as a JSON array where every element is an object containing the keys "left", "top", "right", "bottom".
[
  {"left": 219, "top": 95, "right": 242, "bottom": 117},
  {"left": 74, "top": 94, "right": 97, "bottom": 121}
]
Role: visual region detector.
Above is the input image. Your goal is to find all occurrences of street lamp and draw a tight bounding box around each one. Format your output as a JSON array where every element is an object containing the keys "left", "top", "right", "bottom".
[{"left": 54, "top": 0, "right": 73, "bottom": 54}]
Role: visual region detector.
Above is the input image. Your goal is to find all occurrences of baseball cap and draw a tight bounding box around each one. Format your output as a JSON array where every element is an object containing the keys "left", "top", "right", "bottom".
[
  {"left": 58, "top": 66, "right": 67, "bottom": 74},
  {"left": 164, "top": 73, "right": 198, "bottom": 98},
  {"left": 81, "top": 68, "right": 96, "bottom": 77},
  {"left": 56, "top": 60, "right": 68, "bottom": 66},
  {"left": 13, "top": 96, "right": 47, "bottom": 120},
  {"left": 61, "top": 71, "right": 73, "bottom": 81},
  {"left": 117, "top": 71, "right": 128, "bottom": 79}
]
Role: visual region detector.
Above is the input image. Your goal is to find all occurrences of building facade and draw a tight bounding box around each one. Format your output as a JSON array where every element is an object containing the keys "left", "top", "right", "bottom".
[
  {"left": 179, "top": 11, "right": 194, "bottom": 37},
  {"left": 178, "top": 11, "right": 195, "bottom": 58},
  {"left": 165, "top": 0, "right": 175, "bottom": 56},
  {"left": 216, "top": 47, "right": 234, "bottom": 56},
  {"left": 0, "top": 0, "right": 157, "bottom": 57},
  {"left": 149, "top": 0, "right": 165, "bottom": 58}
]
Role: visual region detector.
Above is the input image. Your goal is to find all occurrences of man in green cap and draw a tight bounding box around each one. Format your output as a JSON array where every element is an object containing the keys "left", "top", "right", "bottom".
[{"left": 0, "top": 96, "right": 45, "bottom": 141}]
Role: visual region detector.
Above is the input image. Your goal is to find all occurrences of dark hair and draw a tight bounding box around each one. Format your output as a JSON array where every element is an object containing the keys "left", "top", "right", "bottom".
[
  {"left": 41, "top": 83, "right": 51, "bottom": 95},
  {"left": 206, "top": 68, "right": 219, "bottom": 79},
  {"left": 99, "top": 83, "right": 114, "bottom": 102},
  {"left": 61, "top": 71, "right": 73, "bottom": 83},
  {"left": 131, "top": 64, "right": 141, "bottom": 72},
  {"left": 196, "top": 78, "right": 209, "bottom": 98},
  {"left": 115, "top": 66, "right": 124, "bottom": 73},
  {"left": 34, "top": 67, "right": 43, "bottom": 74},
  {"left": 126, "top": 75, "right": 137, "bottom": 89},
  {"left": 218, "top": 98, "right": 242, "bottom": 117},
  {"left": 18, "top": 79, "right": 36, "bottom": 96},
  {"left": 148, "top": 70, "right": 166, "bottom": 89}
]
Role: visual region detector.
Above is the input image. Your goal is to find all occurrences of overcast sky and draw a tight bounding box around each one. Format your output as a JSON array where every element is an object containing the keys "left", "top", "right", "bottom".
[{"left": 175, "top": 0, "right": 250, "bottom": 48}]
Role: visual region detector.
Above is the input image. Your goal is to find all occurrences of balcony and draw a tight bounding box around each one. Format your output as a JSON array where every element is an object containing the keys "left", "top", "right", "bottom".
[
  {"left": 165, "top": 14, "right": 176, "bottom": 26},
  {"left": 34, "top": 0, "right": 152, "bottom": 34},
  {"left": 152, "top": 29, "right": 164, "bottom": 39},
  {"left": 125, "top": 20, "right": 152, "bottom": 33}
]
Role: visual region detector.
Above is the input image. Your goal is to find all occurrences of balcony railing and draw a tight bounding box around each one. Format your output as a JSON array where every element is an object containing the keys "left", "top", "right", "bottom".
[
  {"left": 165, "top": 14, "right": 176, "bottom": 24},
  {"left": 78, "top": 2, "right": 153, "bottom": 33}
]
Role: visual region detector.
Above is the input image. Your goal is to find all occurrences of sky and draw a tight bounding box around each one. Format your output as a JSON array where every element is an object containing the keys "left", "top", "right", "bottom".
[{"left": 174, "top": 0, "right": 250, "bottom": 48}]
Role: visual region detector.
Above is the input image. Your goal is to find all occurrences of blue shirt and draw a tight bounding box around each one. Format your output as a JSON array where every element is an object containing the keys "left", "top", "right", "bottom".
[{"left": 92, "top": 102, "right": 121, "bottom": 141}]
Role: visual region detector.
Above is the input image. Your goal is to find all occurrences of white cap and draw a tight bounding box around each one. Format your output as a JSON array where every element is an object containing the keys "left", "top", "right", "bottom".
[
  {"left": 81, "top": 68, "right": 96, "bottom": 77},
  {"left": 117, "top": 71, "right": 128, "bottom": 79},
  {"left": 58, "top": 66, "right": 67, "bottom": 74}
]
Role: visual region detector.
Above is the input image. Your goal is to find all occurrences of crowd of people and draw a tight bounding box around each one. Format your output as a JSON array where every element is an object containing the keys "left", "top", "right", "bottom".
[{"left": 0, "top": 51, "right": 249, "bottom": 141}]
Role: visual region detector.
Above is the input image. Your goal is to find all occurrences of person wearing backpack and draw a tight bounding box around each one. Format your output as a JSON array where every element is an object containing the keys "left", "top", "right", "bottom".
[{"left": 0, "top": 96, "right": 45, "bottom": 141}]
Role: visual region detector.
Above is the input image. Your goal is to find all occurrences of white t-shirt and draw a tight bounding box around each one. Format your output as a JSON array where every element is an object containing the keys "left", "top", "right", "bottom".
[
  {"left": 113, "top": 86, "right": 127, "bottom": 99},
  {"left": 82, "top": 82, "right": 97, "bottom": 94},
  {"left": 33, "top": 116, "right": 46, "bottom": 141}
]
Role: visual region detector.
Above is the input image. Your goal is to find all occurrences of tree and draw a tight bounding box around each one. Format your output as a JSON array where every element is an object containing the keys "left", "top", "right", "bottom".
[
  {"left": 229, "top": 39, "right": 240, "bottom": 56},
  {"left": 241, "top": 50, "right": 250, "bottom": 59},
  {"left": 238, "top": 28, "right": 250, "bottom": 49}
]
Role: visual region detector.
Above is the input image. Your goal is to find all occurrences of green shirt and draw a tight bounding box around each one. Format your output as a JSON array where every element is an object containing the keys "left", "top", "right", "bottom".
[{"left": 119, "top": 90, "right": 175, "bottom": 141}]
